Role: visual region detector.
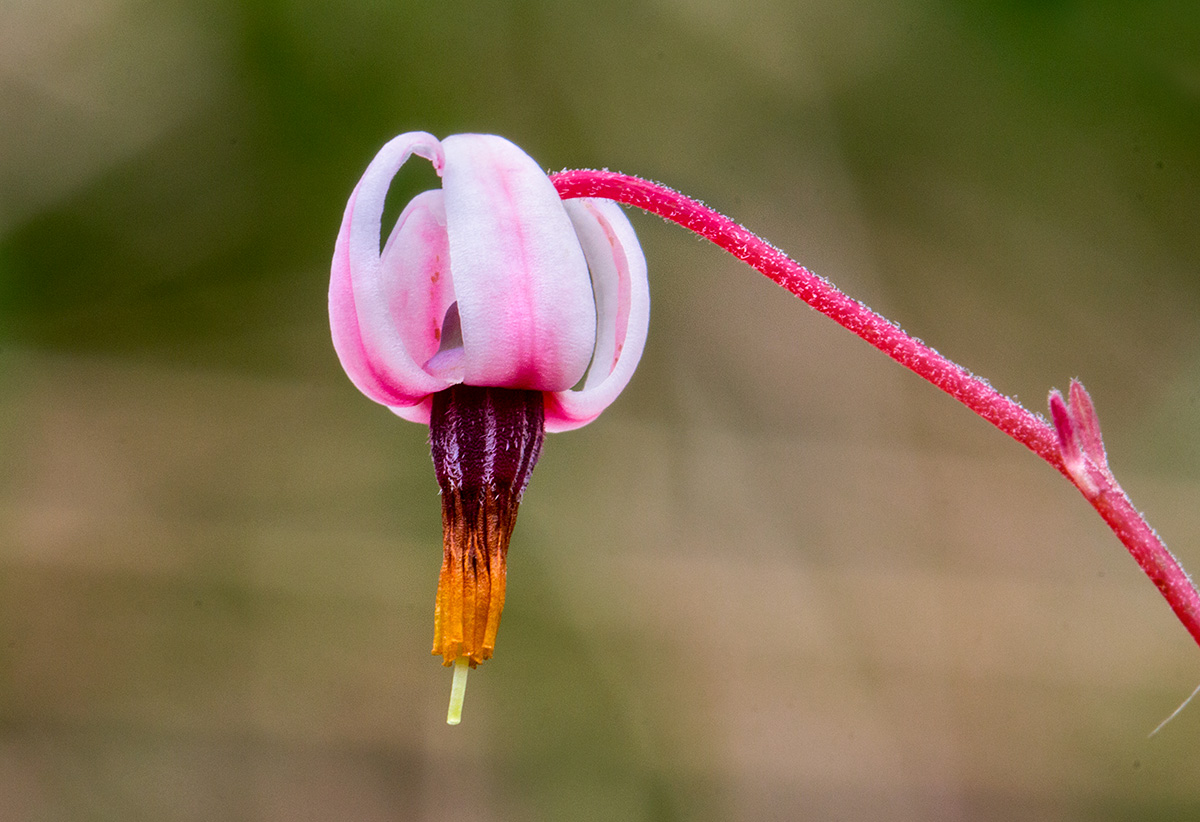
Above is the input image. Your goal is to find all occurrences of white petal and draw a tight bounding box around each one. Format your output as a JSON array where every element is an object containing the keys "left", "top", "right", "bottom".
[
  {"left": 331, "top": 131, "right": 452, "bottom": 408},
  {"left": 441, "top": 134, "right": 596, "bottom": 391},
  {"left": 545, "top": 199, "right": 650, "bottom": 432}
]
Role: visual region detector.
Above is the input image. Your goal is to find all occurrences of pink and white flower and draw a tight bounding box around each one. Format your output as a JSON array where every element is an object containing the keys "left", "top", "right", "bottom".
[
  {"left": 329, "top": 131, "right": 649, "bottom": 432},
  {"left": 330, "top": 133, "right": 649, "bottom": 709}
]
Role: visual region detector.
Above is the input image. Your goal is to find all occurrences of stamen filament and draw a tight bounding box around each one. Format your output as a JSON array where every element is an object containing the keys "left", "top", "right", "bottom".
[{"left": 447, "top": 656, "right": 470, "bottom": 725}]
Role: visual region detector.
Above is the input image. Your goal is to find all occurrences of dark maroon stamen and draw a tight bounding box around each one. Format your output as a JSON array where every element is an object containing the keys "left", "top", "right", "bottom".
[{"left": 428, "top": 385, "right": 545, "bottom": 665}]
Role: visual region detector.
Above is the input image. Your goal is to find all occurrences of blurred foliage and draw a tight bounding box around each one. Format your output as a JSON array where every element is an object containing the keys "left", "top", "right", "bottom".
[{"left": 2, "top": 0, "right": 1200, "bottom": 820}]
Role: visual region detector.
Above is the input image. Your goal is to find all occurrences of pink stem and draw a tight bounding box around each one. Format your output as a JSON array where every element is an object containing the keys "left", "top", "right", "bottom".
[
  {"left": 1096, "top": 489, "right": 1200, "bottom": 646},
  {"left": 552, "top": 169, "right": 1200, "bottom": 649},
  {"left": 553, "top": 171, "right": 1064, "bottom": 468}
]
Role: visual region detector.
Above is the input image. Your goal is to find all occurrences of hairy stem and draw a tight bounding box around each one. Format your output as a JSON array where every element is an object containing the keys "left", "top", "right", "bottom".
[{"left": 551, "top": 169, "right": 1200, "bottom": 649}]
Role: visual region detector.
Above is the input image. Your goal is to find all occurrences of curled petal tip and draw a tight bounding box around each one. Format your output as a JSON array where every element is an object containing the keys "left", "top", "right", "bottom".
[{"left": 331, "top": 133, "right": 457, "bottom": 408}]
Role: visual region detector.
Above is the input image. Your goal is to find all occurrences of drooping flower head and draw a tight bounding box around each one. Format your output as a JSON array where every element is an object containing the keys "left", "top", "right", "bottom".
[
  {"left": 329, "top": 132, "right": 649, "bottom": 718},
  {"left": 331, "top": 131, "right": 649, "bottom": 430}
]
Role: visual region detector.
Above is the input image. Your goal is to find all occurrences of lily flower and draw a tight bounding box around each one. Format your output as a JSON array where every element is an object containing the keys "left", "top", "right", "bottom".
[{"left": 329, "top": 132, "right": 649, "bottom": 721}]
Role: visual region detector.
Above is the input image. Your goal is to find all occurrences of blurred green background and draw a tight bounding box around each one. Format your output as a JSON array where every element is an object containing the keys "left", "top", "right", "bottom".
[{"left": 3, "top": 0, "right": 1200, "bottom": 819}]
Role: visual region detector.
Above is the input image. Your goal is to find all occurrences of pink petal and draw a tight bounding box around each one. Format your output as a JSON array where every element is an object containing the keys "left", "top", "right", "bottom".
[
  {"left": 330, "top": 131, "right": 452, "bottom": 408},
  {"left": 391, "top": 396, "right": 434, "bottom": 425},
  {"left": 379, "top": 190, "right": 459, "bottom": 379},
  {"left": 545, "top": 199, "right": 650, "bottom": 432},
  {"left": 441, "top": 134, "right": 596, "bottom": 391}
]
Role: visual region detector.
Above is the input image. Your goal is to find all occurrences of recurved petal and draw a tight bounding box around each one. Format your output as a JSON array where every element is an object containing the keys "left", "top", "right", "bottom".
[
  {"left": 391, "top": 396, "right": 434, "bottom": 425},
  {"left": 441, "top": 134, "right": 596, "bottom": 391},
  {"left": 330, "top": 131, "right": 451, "bottom": 409},
  {"left": 545, "top": 199, "right": 650, "bottom": 432}
]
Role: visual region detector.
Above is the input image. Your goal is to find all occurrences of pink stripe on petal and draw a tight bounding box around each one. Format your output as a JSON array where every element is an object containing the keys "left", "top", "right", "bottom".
[{"left": 441, "top": 134, "right": 596, "bottom": 391}]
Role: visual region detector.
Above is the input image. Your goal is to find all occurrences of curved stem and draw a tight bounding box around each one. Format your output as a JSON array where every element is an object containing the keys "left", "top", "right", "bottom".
[
  {"left": 551, "top": 169, "right": 1200, "bottom": 649},
  {"left": 552, "top": 171, "right": 1063, "bottom": 468}
]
